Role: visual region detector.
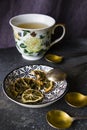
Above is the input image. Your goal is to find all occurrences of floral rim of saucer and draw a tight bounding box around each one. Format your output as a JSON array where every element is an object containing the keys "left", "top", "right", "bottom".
[{"left": 3, "top": 65, "right": 67, "bottom": 108}]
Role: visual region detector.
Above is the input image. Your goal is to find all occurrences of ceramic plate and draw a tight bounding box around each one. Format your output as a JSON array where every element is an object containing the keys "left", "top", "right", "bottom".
[{"left": 3, "top": 65, "right": 67, "bottom": 108}]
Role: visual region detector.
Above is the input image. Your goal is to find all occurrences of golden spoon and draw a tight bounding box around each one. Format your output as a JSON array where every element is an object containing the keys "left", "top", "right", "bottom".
[
  {"left": 65, "top": 92, "right": 87, "bottom": 108},
  {"left": 46, "top": 68, "right": 67, "bottom": 82},
  {"left": 45, "top": 52, "right": 87, "bottom": 63},
  {"left": 45, "top": 54, "right": 63, "bottom": 63},
  {"left": 46, "top": 110, "right": 87, "bottom": 129}
]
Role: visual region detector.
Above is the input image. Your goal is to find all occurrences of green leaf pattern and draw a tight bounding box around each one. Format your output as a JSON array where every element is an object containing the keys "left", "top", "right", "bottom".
[{"left": 14, "top": 30, "right": 50, "bottom": 56}]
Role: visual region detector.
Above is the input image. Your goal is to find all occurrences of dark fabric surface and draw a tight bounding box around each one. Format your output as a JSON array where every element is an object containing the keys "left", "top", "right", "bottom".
[
  {"left": 1, "top": 0, "right": 87, "bottom": 48},
  {"left": 0, "top": 39, "right": 87, "bottom": 130}
]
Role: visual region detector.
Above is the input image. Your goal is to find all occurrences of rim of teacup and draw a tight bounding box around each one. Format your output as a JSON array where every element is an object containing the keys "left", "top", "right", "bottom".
[{"left": 9, "top": 13, "right": 56, "bottom": 31}]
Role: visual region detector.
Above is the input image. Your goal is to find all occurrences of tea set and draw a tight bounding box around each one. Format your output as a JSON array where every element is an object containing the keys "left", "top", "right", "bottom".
[{"left": 8, "top": 13, "right": 87, "bottom": 129}]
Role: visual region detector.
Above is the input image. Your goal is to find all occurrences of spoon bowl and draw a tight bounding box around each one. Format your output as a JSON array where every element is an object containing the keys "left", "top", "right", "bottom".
[
  {"left": 65, "top": 92, "right": 87, "bottom": 108},
  {"left": 46, "top": 110, "right": 87, "bottom": 129},
  {"left": 45, "top": 54, "right": 63, "bottom": 63},
  {"left": 46, "top": 68, "right": 67, "bottom": 82}
]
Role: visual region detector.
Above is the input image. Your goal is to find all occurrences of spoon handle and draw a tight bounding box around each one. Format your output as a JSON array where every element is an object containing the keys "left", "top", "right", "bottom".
[
  {"left": 75, "top": 116, "right": 87, "bottom": 120},
  {"left": 66, "top": 51, "right": 87, "bottom": 59}
]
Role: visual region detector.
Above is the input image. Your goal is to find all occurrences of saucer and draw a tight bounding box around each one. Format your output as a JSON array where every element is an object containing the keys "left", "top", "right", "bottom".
[{"left": 3, "top": 65, "right": 67, "bottom": 108}]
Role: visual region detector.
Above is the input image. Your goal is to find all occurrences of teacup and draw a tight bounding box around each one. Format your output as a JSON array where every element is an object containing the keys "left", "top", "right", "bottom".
[{"left": 9, "top": 14, "right": 65, "bottom": 60}]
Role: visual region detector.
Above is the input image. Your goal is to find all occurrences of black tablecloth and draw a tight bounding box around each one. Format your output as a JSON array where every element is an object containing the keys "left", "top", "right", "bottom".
[{"left": 0, "top": 39, "right": 87, "bottom": 130}]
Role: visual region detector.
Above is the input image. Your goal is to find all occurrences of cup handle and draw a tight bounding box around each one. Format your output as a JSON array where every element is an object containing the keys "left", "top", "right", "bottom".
[{"left": 50, "top": 24, "right": 65, "bottom": 47}]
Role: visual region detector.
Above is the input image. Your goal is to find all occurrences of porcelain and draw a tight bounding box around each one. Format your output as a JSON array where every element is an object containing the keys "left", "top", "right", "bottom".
[
  {"left": 9, "top": 14, "right": 65, "bottom": 60},
  {"left": 3, "top": 65, "right": 67, "bottom": 108}
]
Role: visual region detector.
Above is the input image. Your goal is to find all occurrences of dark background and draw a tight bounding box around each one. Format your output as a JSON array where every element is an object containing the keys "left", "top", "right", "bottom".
[{"left": 1, "top": 0, "right": 87, "bottom": 48}]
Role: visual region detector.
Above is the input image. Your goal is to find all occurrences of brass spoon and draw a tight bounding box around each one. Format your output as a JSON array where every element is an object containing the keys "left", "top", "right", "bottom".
[
  {"left": 46, "top": 110, "right": 87, "bottom": 129},
  {"left": 45, "top": 54, "right": 63, "bottom": 63},
  {"left": 65, "top": 92, "right": 87, "bottom": 108},
  {"left": 46, "top": 68, "right": 67, "bottom": 82}
]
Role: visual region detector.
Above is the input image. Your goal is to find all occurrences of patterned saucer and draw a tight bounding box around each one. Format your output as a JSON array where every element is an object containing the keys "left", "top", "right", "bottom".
[{"left": 3, "top": 65, "right": 67, "bottom": 108}]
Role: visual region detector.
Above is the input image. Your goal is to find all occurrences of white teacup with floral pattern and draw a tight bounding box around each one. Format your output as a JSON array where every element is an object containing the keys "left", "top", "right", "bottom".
[{"left": 9, "top": 14, "right": 65, "bottom": 60}]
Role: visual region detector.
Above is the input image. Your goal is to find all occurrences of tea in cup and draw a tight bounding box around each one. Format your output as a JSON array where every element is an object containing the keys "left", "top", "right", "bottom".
[{"left": 9, "top": 14, "right": 65, "bottom": 60}]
